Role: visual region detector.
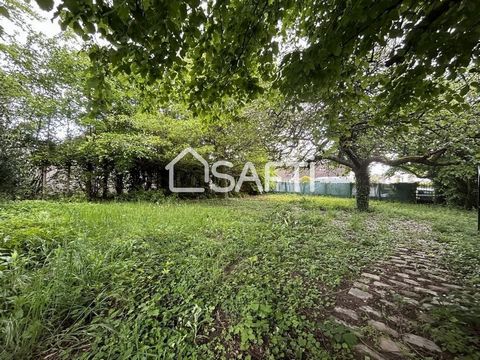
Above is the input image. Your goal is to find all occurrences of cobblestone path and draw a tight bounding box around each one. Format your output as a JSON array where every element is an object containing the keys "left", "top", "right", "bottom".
[{"left": 328, "top": 239, "right": 473, "bottom": 359}]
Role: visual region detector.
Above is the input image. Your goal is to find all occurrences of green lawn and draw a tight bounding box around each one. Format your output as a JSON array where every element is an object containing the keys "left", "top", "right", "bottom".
[{"left": 0, "top": 195, "right": 478, "bottom": 359}]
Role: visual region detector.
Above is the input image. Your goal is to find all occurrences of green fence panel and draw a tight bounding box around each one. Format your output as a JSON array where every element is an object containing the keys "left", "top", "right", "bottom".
[
  {"left": 327, "top": 183, "right": 351, "bottom": 197},
  {"left": 274, "top": 181, "right": 420, "bottom": 203},
  {"left": 314, "top": 182, "right": 327, "bottom": 195},
  {"left": 274, "top": 181, "right": 352, "bottom": 197}
]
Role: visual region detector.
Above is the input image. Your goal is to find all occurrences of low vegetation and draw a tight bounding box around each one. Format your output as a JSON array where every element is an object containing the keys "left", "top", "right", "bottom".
[{"left": 1, "top": 195, "right": 478, "bottom": 359}]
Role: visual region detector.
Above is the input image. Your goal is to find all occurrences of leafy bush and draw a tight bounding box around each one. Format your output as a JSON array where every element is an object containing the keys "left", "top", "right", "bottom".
[
  {"left": 114, "top": 189, "right": 163, "bottom": 202},
  {"left": 433, "top": 164, "right": 478, "bottom": 209},
  {"left": 424, "top": 296, "right": 480, "bottom": 356}
]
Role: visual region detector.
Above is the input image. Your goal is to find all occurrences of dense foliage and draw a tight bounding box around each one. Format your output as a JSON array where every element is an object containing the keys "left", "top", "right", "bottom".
[
  {"left": 0, "top": 27, "right": 87, "bottom": 197},
  {"left": 0, "top": 5, "right": 271, "bottom": 200},
  {"left": 40, "top": 0, "right": 480, "bottom": 110}
]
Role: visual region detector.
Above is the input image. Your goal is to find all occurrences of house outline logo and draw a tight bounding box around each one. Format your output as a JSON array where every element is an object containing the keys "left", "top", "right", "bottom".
[
  {"left": 165, "top": 147, "right": 209, "bottom": 193},
  {"left": 166, "top": 147, "right": 318, "bottom": 194}
]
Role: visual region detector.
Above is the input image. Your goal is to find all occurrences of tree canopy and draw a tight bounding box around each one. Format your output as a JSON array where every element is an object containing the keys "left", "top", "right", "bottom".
[{"left": 36, "top": 0, "right": 480, "bottom": 110}]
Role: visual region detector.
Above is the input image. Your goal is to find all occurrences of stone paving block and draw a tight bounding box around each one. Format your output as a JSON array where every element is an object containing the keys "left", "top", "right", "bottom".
[
  {"left": 380, "top": 299, "right": 396, "bottom": 307},
  {"left": 357, "top": 277, "right": 371, "bottom": 284},
  {"left": 354, "top": 344, "right": 385, "bottom": 360},
  {"left": 348, "top": 287, "right": 373, "bottom": 301},
  {"left": 441, "top": 283, "right": 462, "bottom": 290},
  {"left": 409, "top": 252, "right": 425, "bottom": 259},
  {"left": 403, "top": 266, "right": 421, "bottom": 273},
  {"left": 421, "top": 303, "right": 433, "bottom": 310},
  {"left": 353, "top": 281, "right": 369, "bottom": 291},
  {"left": 403, "top": 278, "right": 421, "bottom": 286},
  {"left": 367, "top": 320, "right": 399, "bottom": 337},
  {"left": 386, "top": 315, "right": 409, "bottom": 325},
  {"left": 427, "top": 284, "right": 450, "bottom": 293},
  {"left": 403, "top": 334, "right": 442, "bottom": 352},
  {"left": 395, "top": 272, "right": 410, "bottom": 278},
  {"left": 373, "top": 281, "right": 391, "bottom": 288},
  {"left": 391, "top": 259, "right": 408, "bottom": 266},
  {"left": 414, "top": 287, "right": 438, "bottom": 296},
  {"left": 334, "top": 306, "right": 359, "bottom": 320},
  {"left": 332, "top": 316, "right": 352, "bottom": 328},
  {"left": 387, "top": 278, "right": 409, "bottom": 287},
  {"left": 417, "top": 264, "right": 431, "bottom": 270},
  {"left": 426, "top": 274, "right": 448, "bottom": 282},
  {"left": 359, "top": 305, "right": 382, "bottom": 318},
  {"left": 404, "top": 269, "right": 421, "bottom": 276},
  {"left": 373, "top": 288, "right": 387, "bottom": 297},
  {"left": 378, "top": 336, "right": 404, "bottom": 354},
  {"left": 362, "top": 272, "right": 380, "bottom": 281},
  {"left": 416, "top": 277, "right": 432, "bottom": 283},
  {"left": 431, "top": 297, "right": 454, "bottom": 306},
  {"left": 400, "top": 296, "right": 419, "bottom": 306}
]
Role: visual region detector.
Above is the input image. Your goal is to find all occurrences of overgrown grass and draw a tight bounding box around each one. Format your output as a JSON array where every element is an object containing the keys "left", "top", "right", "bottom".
[{"left": 0, "top": 195, "right": 478, "bottom": 359}]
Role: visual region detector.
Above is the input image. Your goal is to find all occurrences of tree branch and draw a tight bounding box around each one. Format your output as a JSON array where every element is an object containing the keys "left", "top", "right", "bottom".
[
  {"left": 396, "top": 165, "right": 430, "bottom": 179},
  {"left": 315, "top": 154, "right": 354, "bottom": 169}
]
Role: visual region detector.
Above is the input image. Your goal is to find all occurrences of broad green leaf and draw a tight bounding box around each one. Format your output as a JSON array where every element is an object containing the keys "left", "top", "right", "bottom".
[{"left": 35, "top": 0, "right": 54, "bottom": 11}]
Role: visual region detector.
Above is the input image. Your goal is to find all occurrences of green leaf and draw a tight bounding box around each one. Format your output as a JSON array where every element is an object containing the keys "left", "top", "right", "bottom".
[
  {"left": 342, "top": 332, "right": 357, "bottom": 347},
  {"left": 85, "top": 22, "right": 95, "bottom": 34},
  {"left": 35, "top": 0, "right": 55, "bottom": 11},
  {"left": 333, "top": 45, "right": 342, "bottom": 57},
  {"left": 117, "top": 5, "right": 130, "bottom": 23},
  {"left": 460, "top": 85, "right": 469, "bottom": 96},
  {"left": 0, "top": 6, "right": 10, "bottom": 18}
]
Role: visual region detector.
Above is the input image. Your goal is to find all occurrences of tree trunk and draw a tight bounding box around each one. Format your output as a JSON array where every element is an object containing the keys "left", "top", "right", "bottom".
[
  {"left": 155, "top": 168, "right": 170, "bottom": 194},
  {"left": 115, "top": 173, "right": 124, "bottom": 195},
  {"left": 155, "top": 170, "right": 162, "bottom": 190},
  {"left": 354, "top": 166, "right": 370, "bottom": 211},
  {"left": 85, "top": 162, "right": 94, "bottom": 201},
  {"left": 101, "top": 165, "right": 110, "bottom": 199},
  {"left": 41, "top": 166, "right": 47, "bottom": 199},
  {"left": 65, "top": 163, "right": 72, "bottom": 197},
  {"left": 129, "top": 167, "right": 142, "bottom": 191}
]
